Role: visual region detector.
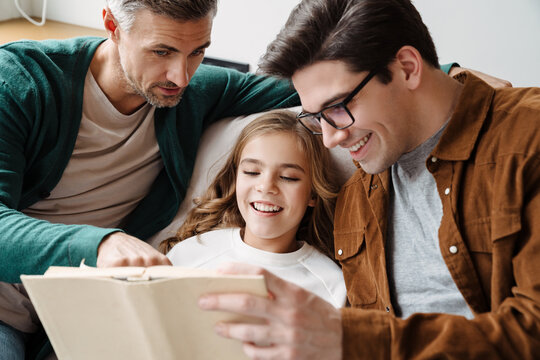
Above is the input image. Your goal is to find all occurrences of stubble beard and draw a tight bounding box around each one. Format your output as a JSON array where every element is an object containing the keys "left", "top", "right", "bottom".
[
  {"left": 355, "top": 138, "right": 397, "bottom": 175},
  {"left": 119, "top": 62, "right": 185, "bottom": 108}
]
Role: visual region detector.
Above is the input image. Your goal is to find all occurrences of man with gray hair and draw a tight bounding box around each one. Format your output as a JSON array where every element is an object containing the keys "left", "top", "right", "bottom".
[{"left": 0, "top": 0, "right": 298, "bottom": 358}]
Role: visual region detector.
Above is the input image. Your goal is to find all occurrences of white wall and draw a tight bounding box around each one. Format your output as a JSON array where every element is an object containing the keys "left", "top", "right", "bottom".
[
  {"left": 0, "top": 0, "right": 32, "bottom": 21},
  {"left": 35, "top": 0, "right": 106, "bottom": 29},
  {"left": 414, "top": 0, "right": 540, "bottom": 87},
  {"left": 19, "top": 0, "right": 540, "bottom": 86},
  {"left": 222, "top": 0, "right": 540, "bottom": 86},
  {"left": 207, "top": 0, "right": 299, "bottom": 72}
]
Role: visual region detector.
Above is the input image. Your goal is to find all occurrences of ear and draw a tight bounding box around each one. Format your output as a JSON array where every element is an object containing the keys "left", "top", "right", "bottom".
[
  {"left": 102, "top": 8, "right": 119, "bottom": 41},
  {"left": 307, "top": 195, "right": 316, "bottom": 208},
  {"left": 394, "top": 45, "right": 423, "bottom": 90}
]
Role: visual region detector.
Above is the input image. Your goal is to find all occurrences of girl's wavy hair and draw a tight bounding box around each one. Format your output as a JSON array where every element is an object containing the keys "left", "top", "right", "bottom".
[{"left": 160, "top": 110, "right": 340, "bottom": 258}]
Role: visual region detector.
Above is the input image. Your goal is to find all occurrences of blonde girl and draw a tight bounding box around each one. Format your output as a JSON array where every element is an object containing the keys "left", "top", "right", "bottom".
[{"left": 161, "top": 110, "right": 346, "bottom": 307}]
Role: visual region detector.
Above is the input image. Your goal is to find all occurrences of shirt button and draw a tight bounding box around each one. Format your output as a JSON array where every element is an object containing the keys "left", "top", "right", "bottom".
[
  {"left": 444, "top": 187, "right": 451, "bottom": 195},
  {"left": 370, "top": 184, "right": 378, "bottom": 190},
  {"left": 338, "top": 249, "right": 343, "bottom": 256},
  {"left": 431, "top": 156, "right": 438, "bottom": 163},
  {"left": 449, "top": 245, "right": 458, "bottom": 254},
  {"left": 385, "top": 306, "right": 390, "bottom": 312}
]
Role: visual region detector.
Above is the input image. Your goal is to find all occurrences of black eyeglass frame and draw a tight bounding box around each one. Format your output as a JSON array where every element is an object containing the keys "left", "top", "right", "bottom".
[{"left": 296, "top": 69, "right": 378, "bottom": 135}]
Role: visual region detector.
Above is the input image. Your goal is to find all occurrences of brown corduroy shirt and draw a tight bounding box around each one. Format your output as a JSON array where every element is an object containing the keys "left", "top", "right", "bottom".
[{"left": 334, "top": 72, "right": 540, "bottom": 359}]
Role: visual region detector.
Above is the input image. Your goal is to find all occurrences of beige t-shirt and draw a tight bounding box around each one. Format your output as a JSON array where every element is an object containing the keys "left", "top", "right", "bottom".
[
  {"left": 23, "top": 70, "right": 162, "bottom": 227},
  {"left": 1, "top": 70, "right": 162, "bottom": 332}
]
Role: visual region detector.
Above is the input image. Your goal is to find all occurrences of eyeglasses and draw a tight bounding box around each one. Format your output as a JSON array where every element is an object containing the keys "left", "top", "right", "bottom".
[{"left": 296, "top": 69, "right": 378, "bottom": 135}]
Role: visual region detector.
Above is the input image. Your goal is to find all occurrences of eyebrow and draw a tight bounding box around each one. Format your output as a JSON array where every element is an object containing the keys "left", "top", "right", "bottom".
[
  {"left": 240, "top": 158, "right": 306, "bottom": 173},
  {"left": 195, "top": 41, "right": 212, "bottom": 52},
  {"left": 151, "top": 41, "right": 212, "bottom": 53},
  {"left": 302, "top": 90, "right": 349, "bottom": 114}
]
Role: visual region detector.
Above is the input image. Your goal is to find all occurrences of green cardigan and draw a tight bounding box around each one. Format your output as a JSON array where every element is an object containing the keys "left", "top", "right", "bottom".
[{"left": 0, "top": 37, "right": 299, "bottom": 283}]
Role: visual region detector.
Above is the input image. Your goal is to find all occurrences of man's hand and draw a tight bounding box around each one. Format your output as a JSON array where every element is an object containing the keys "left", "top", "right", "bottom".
[
  {"left": 97, "top": 232, "right": 171, "bottom": 267},
  {"left": 449, "top": 66, "right": 512, "bottom": 88},
  {"left": 198, "top": 263, "right": 342, "bottom": 360}
]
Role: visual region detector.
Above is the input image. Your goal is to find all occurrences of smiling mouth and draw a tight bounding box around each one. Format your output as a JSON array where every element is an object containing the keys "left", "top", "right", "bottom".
[
  {"left": 158, "top": 86, "right": 181, "bottom": 93},
  {"left": 348, "top": 133, "right": 372, "bottom": 153},
  {"left": 251, "top": 202, "right": 283, "bottom": 213}
]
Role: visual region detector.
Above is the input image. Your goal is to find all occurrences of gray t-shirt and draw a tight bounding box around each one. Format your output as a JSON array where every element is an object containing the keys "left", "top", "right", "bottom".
[{"left": 386, "top": 123, "right": 473, "bottom": 319}]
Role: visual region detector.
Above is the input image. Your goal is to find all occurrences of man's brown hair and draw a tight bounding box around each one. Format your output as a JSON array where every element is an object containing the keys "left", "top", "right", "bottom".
[{"left": 259, "top": 0, "right": 439, "bottom": 83}]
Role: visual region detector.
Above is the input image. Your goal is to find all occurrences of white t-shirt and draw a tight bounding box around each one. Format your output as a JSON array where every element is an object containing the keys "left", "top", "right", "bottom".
[{"left": 167, "top": 228, "right": 347, "bottom": 308}]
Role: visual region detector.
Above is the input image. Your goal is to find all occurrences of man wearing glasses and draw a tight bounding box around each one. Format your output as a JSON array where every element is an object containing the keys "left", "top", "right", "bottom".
[{"left": 198, "top": 0, "right": 540, "bottom": 359}]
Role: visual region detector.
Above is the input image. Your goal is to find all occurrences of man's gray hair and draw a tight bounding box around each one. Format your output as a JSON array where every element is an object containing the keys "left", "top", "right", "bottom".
[{"left": 106, "top": 0, "right": 218, "bottom": 31}]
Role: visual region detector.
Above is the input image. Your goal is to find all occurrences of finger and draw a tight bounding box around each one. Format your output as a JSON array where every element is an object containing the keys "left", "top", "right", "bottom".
[
  {"left": 141, "top": 252, "right": 172, "bottom": 266},
  {"left": 216, "top": 322, "right": 307, "bottom": 345},
  {"left": 215, "top": 322, "right": 270, "bottom": 344},
  {"left": 118, "top": 252, "right": 171, "bottom": 267},
  {"left": 97, "top": 258, "right": 119, "bottom": 268},
  {"left": 216, "top": 263, "right": 303, "bottom": 300},
  {"left": 199, "top": 293, "right": 275, "bottom": 320},
  {"left": 135, "top": 240, "right": 173, "bottom": 266},
  {"left": 243, "top": 342, "right": 288, "bottom": 360},
  {"left": 157, "top": 255, "right": 172, "bottom": 266},
  {"left": 216, "top": 324, "right": 303, "bottom": 360},
  {"left": 208, "top": 263, "right": 337, "bottom": 324},
  {"left": 106, "top": 255, "right": 145, "bottom": 267},
  {"left": 98, "top": 232, "right": 171, "bottom": 267}
]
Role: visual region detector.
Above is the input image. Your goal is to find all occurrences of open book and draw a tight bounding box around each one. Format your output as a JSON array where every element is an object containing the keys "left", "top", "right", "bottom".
[{"left": 21, "top": 266, "right": 267, "bottom": 360}]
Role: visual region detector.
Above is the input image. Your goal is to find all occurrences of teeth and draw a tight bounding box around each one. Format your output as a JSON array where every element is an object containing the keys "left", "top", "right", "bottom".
[
  {"left": 348, "top": 134, "right": 371, "bottom": 152},
  {"left": 253, "top": 202, "right": 282, "bottom": 212}
]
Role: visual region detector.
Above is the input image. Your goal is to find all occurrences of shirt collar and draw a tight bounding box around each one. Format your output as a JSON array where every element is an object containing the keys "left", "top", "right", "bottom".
[
  {"left": 432, "top": 72, "right": 496, "bottom": 161},
  {"left": 353, "top": 71, "right": 496, "bottom": 186}
]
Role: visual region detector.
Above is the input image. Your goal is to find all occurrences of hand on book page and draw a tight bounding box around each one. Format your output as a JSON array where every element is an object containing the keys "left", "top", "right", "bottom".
[
  {"left": 198, "top": 262, "right": 343, "bottom": 360},
  {"left": 97, "top": 231, "right": 171, "bottom": 267}
]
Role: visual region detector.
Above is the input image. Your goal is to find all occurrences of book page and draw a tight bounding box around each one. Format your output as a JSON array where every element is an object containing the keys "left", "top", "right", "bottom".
[
  {"left": 43, "top": 265, "right": 264, "bottom": 280},
  {"left": 22, "top": 266, "right": 267, "bottom": 360}
]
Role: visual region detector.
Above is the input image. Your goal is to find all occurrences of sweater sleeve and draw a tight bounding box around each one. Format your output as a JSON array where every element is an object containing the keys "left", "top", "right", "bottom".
[
  {"left": 441, "top": 62, "right": 460, "bottom": 74},
  {"left": 0, "top": 47, "right": 118, "bottom": 283},
  {"left": 0, "top": 118, "right": 117, "bottom": 283},
  {"left": 187, "top": 64, "right": 299, "bottom": 127}
]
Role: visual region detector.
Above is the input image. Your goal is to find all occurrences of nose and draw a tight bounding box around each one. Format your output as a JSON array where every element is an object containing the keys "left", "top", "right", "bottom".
[
  {"left": 255, "top": 174, "right": 278, "bottom": 194},
  {"left": 167, "top": 57, "right": 190, "bottom": 88},
  {"left": 321, "top": 120, "right": 349, "bottom": 149}
]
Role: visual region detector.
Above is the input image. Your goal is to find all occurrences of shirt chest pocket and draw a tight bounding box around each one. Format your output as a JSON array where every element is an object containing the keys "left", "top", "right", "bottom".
[
  {"left": 462, "top": 210, "right": 521, "bottom": 253},
  {"left": 461, "top": 210, "right": 521, "bottom": 299},
  {"left": 334, "top": 231, "right": 377, "bottom": 306}
]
